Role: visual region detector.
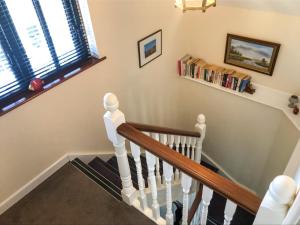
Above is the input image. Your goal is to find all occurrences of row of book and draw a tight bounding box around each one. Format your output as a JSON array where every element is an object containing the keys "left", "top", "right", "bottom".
[{"left": 177, "top": 54, "right": 252, "bottom": 93}]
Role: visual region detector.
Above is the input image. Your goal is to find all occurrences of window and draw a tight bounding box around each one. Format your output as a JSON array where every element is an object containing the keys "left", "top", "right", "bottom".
[{"left": 0, "top": 0, "right": 96, "bottom": 112}]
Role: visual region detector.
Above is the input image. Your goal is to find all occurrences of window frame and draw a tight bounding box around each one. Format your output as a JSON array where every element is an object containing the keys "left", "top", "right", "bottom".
[{"left": 0, "top": 0, "right": 104, "bottom": 116}]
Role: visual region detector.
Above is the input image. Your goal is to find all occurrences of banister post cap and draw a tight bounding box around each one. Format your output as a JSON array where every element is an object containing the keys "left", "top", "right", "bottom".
[
  {"left": 197, "top": 114, "right": 206, "bottom": 124},
  {"left": 103, "top": 93, "right": 119, "bottom": 112},
  {"left": 269, "top": 175, "right": 297, "bottom": 205}
]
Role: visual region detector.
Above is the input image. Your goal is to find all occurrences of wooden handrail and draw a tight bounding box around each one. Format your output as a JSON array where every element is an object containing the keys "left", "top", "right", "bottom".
[
  {"left": 117, "top": 123, "right": 261, "bottom": 215},
  {"left": 128, "top": 122, "right": 200, "bottom": 138},
  {"left": 188, "top": 185, "right": 203, "bottom": 224}
]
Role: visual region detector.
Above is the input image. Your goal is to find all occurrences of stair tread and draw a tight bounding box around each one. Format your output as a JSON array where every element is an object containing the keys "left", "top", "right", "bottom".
[
  {"left": 108, "top": 155, "right": 148, "bottom": 188},
  {"left": 207, "top": 191, "right": 255, "bottom": 225},
  {"left": 201, "top": 161, "right": 219, "bottom": 173},
  {"left": 88, "top": 154, "right": 252, "bottom": 225},
  {"left": 0, "top": 163, "right": 156, "bottom": 225},
  {"left": 89, "top": 157, "right": 123, "bottom": 188},
  {"left": 71, "top": 158, "right": 122, "bottom": 201}
]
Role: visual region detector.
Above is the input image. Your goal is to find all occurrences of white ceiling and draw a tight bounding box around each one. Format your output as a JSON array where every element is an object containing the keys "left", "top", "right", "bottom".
[{"left": 218, "top": 0, "right": 300, "bottom": 16}]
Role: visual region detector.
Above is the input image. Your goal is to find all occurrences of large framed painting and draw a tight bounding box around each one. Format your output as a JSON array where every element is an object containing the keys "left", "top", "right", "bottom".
[
  {"left": 224, "top": 34, "right": 280, "bottom": 76},
  {"left": 138, "top": 29, "right": 162, "bottom": 68}
]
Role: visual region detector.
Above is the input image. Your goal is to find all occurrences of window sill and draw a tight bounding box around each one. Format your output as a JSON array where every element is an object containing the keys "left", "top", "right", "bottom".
[{"left": 0, "top": 56, "right": 106, "bottom": 117}]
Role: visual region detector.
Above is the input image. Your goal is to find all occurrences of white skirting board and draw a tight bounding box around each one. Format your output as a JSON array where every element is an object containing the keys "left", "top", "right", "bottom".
[
  {"left": 0, "top": 151, "right": 114, "bottom": 215},
  {"left": 0, "top": 150, "right": 255, "bottom": 215}
]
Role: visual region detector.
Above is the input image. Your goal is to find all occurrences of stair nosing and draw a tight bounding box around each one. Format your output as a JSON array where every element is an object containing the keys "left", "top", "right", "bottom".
[{"left": 71, "top": 159, "right": 122, "bottom": 201}]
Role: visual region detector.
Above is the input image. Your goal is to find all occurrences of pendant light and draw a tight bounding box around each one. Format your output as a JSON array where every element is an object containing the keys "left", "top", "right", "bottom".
[{"left": 175, "top": 0, "right": 216, "bottom": 12}]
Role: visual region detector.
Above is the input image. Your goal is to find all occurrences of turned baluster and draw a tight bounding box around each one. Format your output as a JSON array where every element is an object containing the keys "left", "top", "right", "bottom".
[
  {"left": 159, "top": 133, "right": 168, "bottom": 185},
  {"left": 103, "top": 93, "right": 136, "bottom": 205},
  {"left": 186, "top": 136, "right": 192, "bottom": 159},
  {"left": 180, "top": 136, "right": 187, "bottom": 156},
  {"left": 130, "top": 141, "right": 148, "bottom": 210},
  {"left": 152, "top": 133, "right": 162, "bottom": 187},
  {"left": 224, "top": 200, "right": 237, "bottom": 225},
  {"left": 191, "top": 137, "right": 197, "bottom": 161},
  {"left": 181, "top": 173, "right": 192, "bottom": 225},
  {"left": 145, "top": 150, "right": 160, "bottom": 220},
  {"left": 167, "top": 134, "right": 175, "bottom": 150},
  {"left": 163, "top": 161, "right": 174, "bottom": 225},
  {"left": 174, "top": 135, "right": 181, "bottom": 182},
  {"left": 200, "top": 185, "right": 214, "bottom": 225}
]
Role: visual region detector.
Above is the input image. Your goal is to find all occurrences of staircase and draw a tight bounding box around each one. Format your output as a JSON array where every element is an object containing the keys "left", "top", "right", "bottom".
[
  {"left": 98, "top": 92, "right": 300, "bottom": 225},
  {"left": 72, "top": 154, "right": 255, "bottom": 225},
  {"left": 2, "top": 91, "right": 299, "bottom": 225}
]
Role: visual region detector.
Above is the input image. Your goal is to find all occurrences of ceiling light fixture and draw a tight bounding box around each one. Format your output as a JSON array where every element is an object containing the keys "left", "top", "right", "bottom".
[{"left": 175, "top": 0, "right": 216, "bottom": 12}]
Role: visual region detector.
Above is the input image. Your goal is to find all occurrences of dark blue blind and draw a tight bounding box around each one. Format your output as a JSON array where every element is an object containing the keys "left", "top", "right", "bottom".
[{"left": 0, "top": 0, "right": 91, "bottom": 105}]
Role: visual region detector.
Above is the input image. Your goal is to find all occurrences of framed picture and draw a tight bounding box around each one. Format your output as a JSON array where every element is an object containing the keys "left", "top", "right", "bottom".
[
  {"left": 138, "top": 29, "right": 162, "bottom": 68},
  {"left": 224, "top": 34, "right": 280, "bottom": 76}
]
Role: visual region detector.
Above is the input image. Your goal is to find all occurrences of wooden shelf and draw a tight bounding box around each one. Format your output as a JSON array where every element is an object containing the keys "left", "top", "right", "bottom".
[{"left": 183, "top": 76, "right": 300, "bottom": 131}]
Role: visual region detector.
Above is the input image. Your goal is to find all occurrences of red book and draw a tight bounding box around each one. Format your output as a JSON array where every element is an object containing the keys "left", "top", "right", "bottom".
[
  {"left": 177, "top": 60, "right": 181, "bottom": 76},
  {"left": 196, "top": 67, "right": 200, "bottom": 79},
  {"left": 226, "top": 76, "right": 232, "bottom": 88}
]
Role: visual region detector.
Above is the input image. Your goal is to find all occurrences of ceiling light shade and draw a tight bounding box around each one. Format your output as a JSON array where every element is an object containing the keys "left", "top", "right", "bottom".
[{"left": 175, "top": 0, "right": 216, "bottom": 12}]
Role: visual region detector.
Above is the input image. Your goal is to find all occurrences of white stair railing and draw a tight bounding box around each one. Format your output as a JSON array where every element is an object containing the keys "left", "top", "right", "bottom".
[
  {"left": 104, "top": 93, "right": 261, "bottom": 225},
  {"left": 102, "top": 92, "right": 300, "bottom": 225}
]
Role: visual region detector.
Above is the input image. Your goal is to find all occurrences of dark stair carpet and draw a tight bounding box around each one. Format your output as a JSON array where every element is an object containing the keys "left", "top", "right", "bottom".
[
  {"left": 0, "top": 163, "right": 156, "bottom": 225},
  {"left": 71, "top": 154, "right": 253, "bottom": 225},
  {"left": 207, "top": 191, "right": 255, "bottom": 225},
  {"left": 71, "top": 158, "right": 122, "bottom": 200}
]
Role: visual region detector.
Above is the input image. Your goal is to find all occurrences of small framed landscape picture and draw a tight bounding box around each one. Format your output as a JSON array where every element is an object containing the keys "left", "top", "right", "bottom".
[
  {"left": 138, "top": 29, "right": 162, "bottom": 68},
  {"left": 224, "top": 34, "right": 280, "bottom": 76}
]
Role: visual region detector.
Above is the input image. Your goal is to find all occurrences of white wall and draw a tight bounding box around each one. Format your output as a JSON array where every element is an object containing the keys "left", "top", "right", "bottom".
[
  {"left": 259, "top": 115, "right": 299, "bottom": 196},
  {"left": 183, "top": 6, "right": 300, "bottom": 95},
  {"left": 176, "top": 5, "right": 300, "bottom": 195},
  {"left": 177, "top": 78, "right": 285, "bottom": 193},
  {"left": 0, "top": 0, "right": 300, "bottom": 206},
  {"left": 0, "top": 0, "right": 187, "bottom": 204}
]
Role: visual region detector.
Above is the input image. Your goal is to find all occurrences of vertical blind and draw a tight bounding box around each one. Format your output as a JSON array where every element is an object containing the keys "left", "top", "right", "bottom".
[{"left": 0, "top": 0, "right": 91, "bottom": 107}]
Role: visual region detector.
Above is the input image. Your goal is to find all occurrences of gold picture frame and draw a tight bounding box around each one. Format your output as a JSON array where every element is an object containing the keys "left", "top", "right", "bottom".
[{"left": 224, "top": 34, "right": 280, "bottom": 76}]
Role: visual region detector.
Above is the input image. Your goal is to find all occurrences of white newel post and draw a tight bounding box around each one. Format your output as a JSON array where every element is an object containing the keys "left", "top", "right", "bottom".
[
  {"left": 253, "top": 175, "right": 297, "bottom": 225},
  {"left": 181, "top": 173, "right": 193, "bottom": 225},
  {"left": 103, "top": 93, "right": 136, "bottom": 205},
  {"left": 282, "top": 168, "right": 300, "bottom": 224},
  {"left": 195, "top": 114, "right": 206, "bottom": 163}
]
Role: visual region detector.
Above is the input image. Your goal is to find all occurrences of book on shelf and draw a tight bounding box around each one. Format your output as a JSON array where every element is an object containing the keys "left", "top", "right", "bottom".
[
  {"left": 177, "top": 54, "right": 253, "bottom": 93},
  {"left": 178, "top": 54, "right": 191, "bottom": 76}
]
